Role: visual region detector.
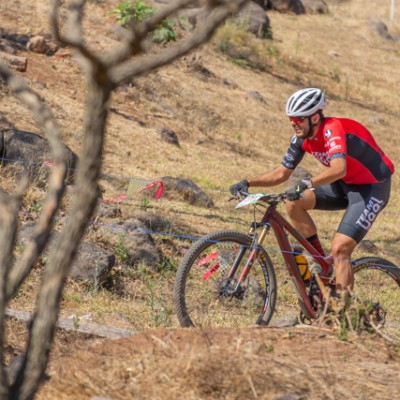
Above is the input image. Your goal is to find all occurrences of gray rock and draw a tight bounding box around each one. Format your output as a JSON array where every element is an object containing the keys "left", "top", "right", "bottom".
[
  {"left": 1, "top": 128, "right": 78, "bottom": 186},
  {"left": 17, "top": 222, "right": 115, "bottom": 285},
  {"left": 157, "top": 126, "right": 180, "bottom": 146},
  {"left": 71, "top": 242, "right": 115, "bottom": 284},
  {"left": 247, "top": 90, "right": 267, "bottom": 103},
  {"left": 368, "top": 19, "right": 397, "bottom": 41},
  {"left": 358, "top": 240, "right": 379, "bottom": 253},
  {"left": 269, "top": 315, "right": 298, "bottom": 327},
  {"left": 102, "top": 218, "right": 162, "bottom": 269},
  {"left": 238, "top": 1, "right": 271, "bottom": 37},
  {"left": 267, "top": 0, "right": 305, "bottom": 14},
  {"left": 302, "top": 0, "right": 329, "bottom": 14},
  {"left": 94, "top": 202, "right": 122, "bottom": 219},
  {"left": 288, "top": 166, "right": 312, "bottom": 185},
  {"left": 161, "top": 176, "right": 214, "bottom": 208}
]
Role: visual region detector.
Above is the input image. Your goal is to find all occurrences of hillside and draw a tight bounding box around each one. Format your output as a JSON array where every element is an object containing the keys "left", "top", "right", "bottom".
[{"left": 1, "top": 0, "right": 400, "bottom": 399}]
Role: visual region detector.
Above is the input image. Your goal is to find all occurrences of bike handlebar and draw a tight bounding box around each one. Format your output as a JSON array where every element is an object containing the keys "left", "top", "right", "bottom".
[{"left": 235, "top": 190, "right": 287, "bottom": 205}]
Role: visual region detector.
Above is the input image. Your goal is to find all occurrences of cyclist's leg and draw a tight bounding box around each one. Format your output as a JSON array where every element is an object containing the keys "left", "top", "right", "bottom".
[
  {"left": 285, "top": 181, "right": 347, "bottom": 266},
  {"left": 285, "top": 181, "right": 348, "bottom": 233},
  {"left": 330, "top": 232, "right": 357, "bottom": 292},
  {"left": 284, "top": 189, "right": 318, "bottom": 237},
  {"left": 331, "top": 178, "right": 391, "bottom": 292}
]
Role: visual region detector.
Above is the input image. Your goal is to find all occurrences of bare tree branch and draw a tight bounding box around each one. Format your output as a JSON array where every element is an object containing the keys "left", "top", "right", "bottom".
[
  {"left": 109, "top": 0, "right": 249, "bottom": 86},
  {"left": 0, "top": 189, "right": 24, "bottom": 398},
  {"left": 0, "top": 64, "right": 69, "bottom": 301},
  {"left": 13, "top": 72, "right": 113, "bottom": 400},
  {"left": 106, "top": 0, "right": 197, "bottom": 66},
  {"left": 1, "top": 0, "right": 250, "bottom": 397},
  {"left": 50, "top": 0, "right": 100, "bottom": 67}
]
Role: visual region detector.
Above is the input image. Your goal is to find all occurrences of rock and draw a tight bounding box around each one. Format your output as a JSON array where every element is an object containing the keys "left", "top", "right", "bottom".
[
  {"left": 161, "top": 176, "right": 214, "bottom": 208},
  {"left": 110, "top": 218, "right": 162, "bottom": 269},
  {"left": 157, "top": 126, "right": 180, "bottom": 146},
  {"left": 1, "top": 128, "right": 78, "bottom": 186},
  {"left": 26, "top": 35, "right": 48, "bottom": 54},
  {"left": 94, "top": 202, "right": 122, "bottom": 219},
  {"left": 130, "top": 210, "right": 171, "bottom": 232},
  {"left": 18, "top": 222, "right": 115, "bottom": 285},
  {"left": 247, "top": 90, "right": 267, "bottom": 103},
  {"left": 180, "top": 1, "right": 270, "bottom": 37},
  {"left": 266, "top": 0, "right": 305, "bottom": 14},
  {"left": 368, "top": 19, "right": 397, "bottom": 41},
  {"left": 71, "top": 242, "right": 115, "bottom": 284},
  {"left": 302, "top": 0, "right": 329, "bottom": 14},
  {"left": 238, "top": 1, "right": 271, "bottom": 37},
  {"left": 288, "top": 166, "right": 312, "bottom": 185},
  {"left": 358, "top": 240, "right": 379, "bottom": 253},
  {"left": 269, "top": 315, "right": 298, "bottom": 327}
]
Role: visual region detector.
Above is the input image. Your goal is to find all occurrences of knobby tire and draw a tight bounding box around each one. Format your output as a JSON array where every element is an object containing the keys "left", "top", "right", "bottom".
[
  {"left": 352, "top": 256, "right": 400, "bottom": 340},
  {"left": 174, "top": 230, "right": 277, "bottom": 328}
]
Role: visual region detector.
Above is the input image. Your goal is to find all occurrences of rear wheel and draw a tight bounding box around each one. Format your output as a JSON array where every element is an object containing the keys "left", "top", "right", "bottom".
[
  {"left": 174, "top": 231, "right": 277, "bottom": 327},
  {"left": 352, "top": 257, "right": 400, "bottom": 340}
]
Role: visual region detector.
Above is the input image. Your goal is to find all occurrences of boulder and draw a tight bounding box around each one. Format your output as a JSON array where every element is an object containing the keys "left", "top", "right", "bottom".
[
  {"left": 102, "top": 218, "right": 162, "bottom": 269},
  {"left": 26, "top": 35, "right": 58, "bottom": 55},
  {"left": 0, "top": 128, "right": 78, "bottom": 185},
  {"left": 368, "top": 19, "right": 398, "bottom": 41},
  {"left": 26, "top": 35, "right": 48, "bottom": 54},
  {"left": 266, "top": 0, "right": 305, "bottom": 14},
  {"left": 302, "top": 0, "right": 329, "bottom": 14},
  {"left": 238, "top": 1, "right": 271, "bottom": 37},
  {"left": 179, "top": 1, "right": 270, "bottom": 37},
  {"left": 288, "top": 166, "right": 312, "bottom": 185},
  {"left": 161, "top": 176, "right": 214, "bottom": 208},
  {"left": 157, "top": 126, "right": 180, "bottom": 146},
  {"left": 17, "top": 222, "right": 115, "bottom": 285}
]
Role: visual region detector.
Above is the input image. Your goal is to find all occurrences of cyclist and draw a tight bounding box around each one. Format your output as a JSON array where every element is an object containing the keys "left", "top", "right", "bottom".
[{"left": 229, "top": 87, "right": 394, "bottom": 297}]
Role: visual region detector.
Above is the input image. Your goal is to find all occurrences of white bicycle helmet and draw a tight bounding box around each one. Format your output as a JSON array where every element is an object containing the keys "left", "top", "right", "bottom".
[{"left": 286, "top": 88, "right": 326, "bottom": 117}]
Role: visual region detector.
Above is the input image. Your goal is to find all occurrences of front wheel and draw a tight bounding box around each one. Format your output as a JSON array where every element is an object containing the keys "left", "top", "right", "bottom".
[
  {"left": 352, "top": 256, "right": 400, "bottom": 340},
  {"left": 174, "top": 230, "right": 277, "bottom": 327}
]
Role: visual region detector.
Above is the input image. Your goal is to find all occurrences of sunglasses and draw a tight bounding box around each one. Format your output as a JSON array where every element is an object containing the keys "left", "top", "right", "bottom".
[{"left": 289, "top": 116, "right": 307, "bottom": 124}]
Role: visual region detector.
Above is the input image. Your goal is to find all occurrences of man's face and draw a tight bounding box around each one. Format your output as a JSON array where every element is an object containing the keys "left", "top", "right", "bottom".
[{"left": 289, "top": 116, "right": 310, "bottom": 138}]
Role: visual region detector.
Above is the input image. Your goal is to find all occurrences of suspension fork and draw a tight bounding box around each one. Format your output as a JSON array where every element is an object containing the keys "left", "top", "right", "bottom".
[{"left": 226, "top": 223, "right": 271, "bottom": 291}]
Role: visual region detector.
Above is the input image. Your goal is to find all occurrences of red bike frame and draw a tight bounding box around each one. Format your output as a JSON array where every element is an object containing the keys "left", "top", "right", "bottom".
[{"left": 254, "top": 203, "right": 333, "bottom": 320}]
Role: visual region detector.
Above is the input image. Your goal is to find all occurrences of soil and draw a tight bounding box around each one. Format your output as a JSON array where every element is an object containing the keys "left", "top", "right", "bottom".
[
  {"left": 35, "top": 324, "right": 400, "bottom": 400},
  {"left": 1, "top": 0, "right": 400, "bottom": 399}
]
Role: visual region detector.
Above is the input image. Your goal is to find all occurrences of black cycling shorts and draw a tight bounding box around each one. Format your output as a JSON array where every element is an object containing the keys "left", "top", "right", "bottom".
[{"left": 313, "top": 178, "right": 391, "bottom": 243}]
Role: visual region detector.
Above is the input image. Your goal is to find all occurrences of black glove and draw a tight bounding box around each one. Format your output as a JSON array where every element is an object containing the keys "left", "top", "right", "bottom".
[
  {"left": 285, "top": 181, "right": 308, "bottom": 201},
  {"left": 229, "top": 179, "right": 249, "bottom": 196}
]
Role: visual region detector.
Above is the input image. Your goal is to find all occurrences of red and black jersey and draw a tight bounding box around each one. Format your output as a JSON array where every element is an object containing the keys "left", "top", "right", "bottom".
[{"left": 281, "top": 117, "right": 394, "bottom": 184}]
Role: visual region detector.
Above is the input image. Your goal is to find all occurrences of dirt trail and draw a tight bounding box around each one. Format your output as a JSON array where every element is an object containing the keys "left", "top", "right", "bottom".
[{"left": 37, "top": 325, "right": 400, "bottom": 400}]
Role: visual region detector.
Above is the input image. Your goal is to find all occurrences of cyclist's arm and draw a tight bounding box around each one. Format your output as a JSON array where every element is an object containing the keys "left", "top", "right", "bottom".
[
  {"left": 247, "top": 134, "right": 303, "bottom": 188},
  {"left": 248, "top": 165, "right": 293, "bottom": 187},
  {"left": 309, "top": 156, "right": 346, "bottom": 188}
]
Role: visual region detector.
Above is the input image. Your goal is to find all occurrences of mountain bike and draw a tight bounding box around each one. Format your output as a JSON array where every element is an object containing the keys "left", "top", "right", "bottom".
[{"left": 173, "top": 191, "right": 400, "bottom": 339}]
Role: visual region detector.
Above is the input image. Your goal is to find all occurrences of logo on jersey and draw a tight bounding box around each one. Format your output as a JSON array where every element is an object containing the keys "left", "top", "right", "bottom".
[
  {"left": 312, "top": 151, "right": 330, "bottom": 166},
  {"left": 324, "top": 129, "right": 332, "bottom": 138},
  {"left": 356, "top": 197, "right": 384, "bottom": 230},
  {"left": 284, "top": 153, "right": 294, "bottom": 161},
  {"left": 291, "top": 134, "right": 297, "bottom": 144}
]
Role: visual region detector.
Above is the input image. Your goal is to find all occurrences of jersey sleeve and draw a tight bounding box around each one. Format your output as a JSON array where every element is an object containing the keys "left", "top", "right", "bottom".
[
  {"left": 324, "top": 119, "right": 347, "bottom": 159},
  {"left": 281, "top": 135, "right": 305, "bottom": 170}
]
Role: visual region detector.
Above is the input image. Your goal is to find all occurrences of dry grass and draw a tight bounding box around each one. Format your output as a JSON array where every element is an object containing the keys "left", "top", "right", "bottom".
[{"left": 2, "top": 0, "right": 400, "bottom": 397}]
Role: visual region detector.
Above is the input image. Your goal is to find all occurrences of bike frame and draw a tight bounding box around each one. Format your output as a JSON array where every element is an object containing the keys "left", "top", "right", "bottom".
[{"left": 230, "top": 200, "right": 333, "bottom": 320}]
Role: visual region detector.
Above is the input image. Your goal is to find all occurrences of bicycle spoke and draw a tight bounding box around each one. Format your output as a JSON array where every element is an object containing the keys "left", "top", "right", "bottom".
[
  {"left": 353, "top": 259, "right": 400, "bottom": 340},
  {"left": 174, "top": 231, "right": 277, "bottom": 328}
]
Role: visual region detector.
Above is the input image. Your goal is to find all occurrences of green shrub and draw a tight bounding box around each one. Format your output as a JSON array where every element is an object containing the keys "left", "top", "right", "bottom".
[
  {"left": 213, "top": 17, "right": 277, "bottom": 71},
  {"left": 110, "top": 0, "right": 176, "bottom": 44}
]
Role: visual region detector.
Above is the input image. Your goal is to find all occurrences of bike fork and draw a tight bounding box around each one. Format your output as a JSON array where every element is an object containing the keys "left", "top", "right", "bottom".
[{"left": 229, "top": 226, "right": 270, "bottom": 292}]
